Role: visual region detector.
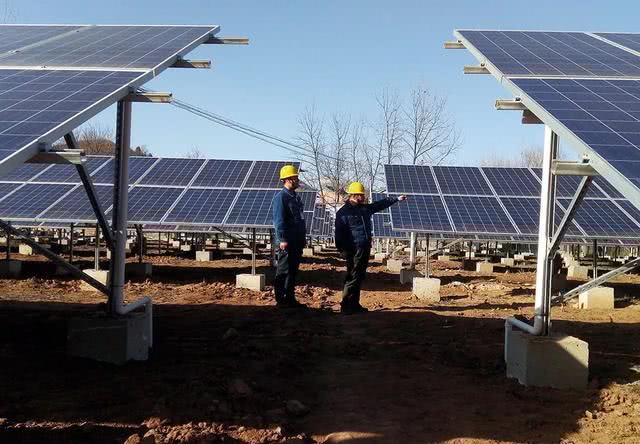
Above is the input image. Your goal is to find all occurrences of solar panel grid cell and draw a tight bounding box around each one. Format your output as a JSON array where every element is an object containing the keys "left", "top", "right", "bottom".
[
  {"left": 39, "top": 184, "right": 113, "bottom": 221},
  {"left": 244, "top": 161, "right": 300, "bottom": 189},
  {"left": 33, "top": 156, "right": 109, "bottom": 183},
  {"left": 559, "top": 198, "right": 640, "bottom": 237},
  {"left": 124, "top": 186, "right": 183, "bottom": 222},
  {"left": 225, "top": 189, "right": 277, "bottom": 226},
  {"left": 435, "top": 166, "right": 493, "bottom": 195},
  {"left": 385, "top": 164, "right": 439, "bottom": 194},
  {"left": 388, "top": 194, "right": 453, "bottom": 232},
  {"left": 192, "top": 159, "right": 252, "bottom": 188},
  {"left": 481, "top": 167, "right": 541, "bottom": 196},
  {"left": 164, "top": 188, "right": 237, "bottom": 224},
  {"left": 0, "top": 183, "right": 74, "bottom": 218},
  {"left": 91, "top": 156, "right": 158, "bottom": 185},
  {"left": 138, "top": 158, "right": 205, "bottom": 186},
  {"left": 444, "top": 195, "right": 517, "bottom": 234}
]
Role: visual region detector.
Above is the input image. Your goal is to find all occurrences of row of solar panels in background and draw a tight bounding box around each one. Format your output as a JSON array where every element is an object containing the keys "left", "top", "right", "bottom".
[
  {"left": 384, "top": 164, "right": 640, "bottom": 239},
  {"left": 310, "top": 205, "right": 334, "bottom": 239},
  {"left": 0, "top": 157, "right": 315, "bottom": 228}
]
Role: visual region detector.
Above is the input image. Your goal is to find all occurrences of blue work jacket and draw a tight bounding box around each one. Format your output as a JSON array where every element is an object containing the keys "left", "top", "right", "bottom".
[
  {"left": 272, "top": 187, "right": 307, "bottom": 247},
  {"left": 335, "top": 197, "right": 398, "bottom": 251}
]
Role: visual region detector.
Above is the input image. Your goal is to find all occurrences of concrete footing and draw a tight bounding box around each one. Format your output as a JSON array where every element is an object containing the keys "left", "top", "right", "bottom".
[
  {"left": 313, "top": 245, "right": 323, "bottom": 254},
  {"left": 196, "top": 250, "right": 215, "bottom": 262},
  {"left": 125, "top": 262, "right": 153, "bottom": 277},
  {"left": 400, "top": 268, "right": 423, "bottom": 285},
  {"left": 374, "top": 252, "right": 386, "bottom": 262},
  {"left": 302, "top": 248, "right": 314, "bottom": 257},
  {"left": 437, "top": 255, "right": 450, "bottom": 261},
  {"left": 236, "top": 273, "right": 265, "bottom": 291},
  {"left": 67, "top": 312, "right": 151, "bottom": 364},
  {"left": 180, "top": 244, "right": 193, "bottom": 252},
  {"left": 465, "top": 252, "right": 475, "bottom": 259},
  {"left": 514, "top": 254, "right": 526, "bottom": 261},
  {"left": 0, "top": 259, "right": 21, "bottom": 277},
  {"left": 506, "top": 329, "right": 588, "bottom": 389},
  {"left": 476, "top": 262, "right": 494, "bottom": 274},
  {"left": 386, "top": 259, "right": 403, "bottom": 273},
  {"left": 567, "top": 265, "right": 589, "bottom": 279},
  {"left": 412, "top": 277, "right": 441, "bottom": 303},
  {"left": 80, "top": 269, "right": 109, "bottom": 292},
  {"left": 18, "top": 244, "right": 33, "bottom": 255},
  {"left": 578, "top": 286, "right": 614, "bottom": 310},
  {"left": 501, "top": 258, "right": 515, "bottom": 267}
]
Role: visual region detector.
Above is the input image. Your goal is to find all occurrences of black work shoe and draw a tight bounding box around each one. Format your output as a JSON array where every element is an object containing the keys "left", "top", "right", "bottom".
[
  {"left": 277, "top": 299, "right": 307, "bottom": 309},
  {"left": 341, "top": 304, "right": 369, "bottom": 315}
]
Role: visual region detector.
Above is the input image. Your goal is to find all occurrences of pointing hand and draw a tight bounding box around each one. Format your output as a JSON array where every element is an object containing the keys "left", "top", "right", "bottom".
[{"left": 398, "top": 195, "right": 408, "bottom": 201}]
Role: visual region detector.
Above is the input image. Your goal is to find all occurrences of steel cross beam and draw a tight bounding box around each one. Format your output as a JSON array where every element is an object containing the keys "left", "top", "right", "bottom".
[
  {"left": 548, "top": 175, "right": 592, "bottom": 255},
  {"left": 554, "top": 256, "right": 640, "bottom": 303},
  {"left": 64, "top": 133, "right": 114, "bottom": 249},
  {"left": 0, "top": 218, "right": 109, "bottom": 294}
]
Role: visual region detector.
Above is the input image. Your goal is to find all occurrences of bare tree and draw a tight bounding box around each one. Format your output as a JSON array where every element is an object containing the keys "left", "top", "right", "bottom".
[
  {"left": 375, "top": 88, "right": 404, "bottom": 166},
  {"left": 349, "top": 118, "right": 368, "bottom": 184},
  {"left": 296, "top": 105, "right": 326, "bottom": 201},
  {"left": 519, "top": 146, "right": 543, "bottom": 168},
  {"left": 402, "top": 86, "right": 461, "bottom": 165},
  {"left": 185, "top": 146, "right": 204, "bottom": 159},
  {"left": 76, "top": 122, "right": 116, "bottom": 154},
  {"left": 323, "top": 113, "right": 351, "bottom": 209}
]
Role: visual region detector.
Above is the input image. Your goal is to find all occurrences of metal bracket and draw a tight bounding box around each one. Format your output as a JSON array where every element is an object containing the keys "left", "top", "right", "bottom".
[
  {"left": 125, "top": 91, "right": 172, "bottom": 103},
  {"left": 204, "top": 36, "right": 249, "bottom": 45},
  {"left": 463, "top": 64, "right": 490, "bottom": 74},
  {"left": 522, "top": 109, "right": 543, "bottom": 124},
  {"left": 444, "top": 40, "right": 465, "bottom": 49},
  {"left": 548, "top": 176, "right": 591, "bottom": 255},
  {"left": 26, "top": 149, "right": 83, "bottom": 164},
  {"left": 495, "top": 99, "right": 527, "bottom": 111},
  {"left": 171, "top": 58, "right": 211, "bottom": 69},
  {"left": 552, "top": 160, "right": 600, "bottom": 176},
  {"left": 554, "top": 256, "right": 640, "bottom": 303}
]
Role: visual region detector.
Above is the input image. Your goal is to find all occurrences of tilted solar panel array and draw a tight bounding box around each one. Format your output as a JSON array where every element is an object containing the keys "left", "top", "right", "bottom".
[
  {"left": 453, "top": 30, "right": 640, "bottom": 211},
  {"left": 0, "top": 157, "right": 316, "bottom": 231},
  {"left": 371, "top": 192, "right": 408, "bottom": 239},
  {"left": 0, "top": 24, "right": 219, "bottom": 177},
  {"left": 385, "top": 164, "right": 640, "bottom": 244}
]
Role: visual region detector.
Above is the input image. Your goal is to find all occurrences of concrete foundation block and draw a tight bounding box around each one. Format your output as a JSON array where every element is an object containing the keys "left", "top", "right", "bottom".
[
  {"left": 196, "top": 250, "right": 215, "bottom": 262},
  {"left": 476, "top": 262, "right": 494, "bottom": 274},
  {"left": 80, "top": 269, "right": 109, "bottom": 292},
  {"left": 302, "top": 248, "right": 314, "bottom": 257},
  {"left": 501, "top": 258, "right": 515, "bottom": 267},
  {"left": 567, "top": 265, "right": 589, "bottom": 280},
  {"left": 374, "top": 252, "right": 387, "bottom": 262},
  {"left": 412, "top": 277, "right": 441, "bottom": 303},
  {"left": 67, "top": 312, "right": 151, "bottom": 364},
  {"left": 313, "top": 245, "right": 323, "bottom": 254},
  {"left": 0, "top": 259, "right": 21, "bottom": 277},
  {"left": 180, "top": 244, "right": 192, "bottom": 252},
  {"left": 171, "top": 240, "right": 181, "bottom": 248},
  {"left": 506, "top": 329, "right": 588, "bottom": 389},
  {"left": 465, "top": 252, "right": 475, "bottom": 259},
  {"left": 438, "top": 255, "right": 450, "bottom": 261},
  {"left": 219, "top": 241, "right": 229, "bottom": 249},
  {"left": 400, "top": 267, "right": 423, "bottom": 285},
  {"left": 578, "top": 286, "right": 614, "bottom": 310},
  {"left": 125, "top": 262, "right": 153, "bottom": 277},
  {"left": 386, "top": 259, "right": 404, "bottom": 273},
  {"left": 236, "top": 273, "right": 265, "bottom": 291},
  {"left": 514, "top": 254, "right": 525, "bottom": 261},
  {"left": 19, "top": 244, "right": 33, "bottom": 256}
]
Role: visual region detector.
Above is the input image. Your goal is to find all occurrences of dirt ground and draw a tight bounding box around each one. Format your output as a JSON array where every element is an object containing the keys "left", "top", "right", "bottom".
[{"left": 1, "top": 250, "right": 640, "bottom": 443}]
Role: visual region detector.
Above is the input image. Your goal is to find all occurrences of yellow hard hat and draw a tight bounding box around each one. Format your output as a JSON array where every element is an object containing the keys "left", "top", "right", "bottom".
[
  {"left": 347, "top": 181, "right": 365, "bottom": 195},
  {"left": 279, "top": 164, "right": 299, "bottom": 180}
]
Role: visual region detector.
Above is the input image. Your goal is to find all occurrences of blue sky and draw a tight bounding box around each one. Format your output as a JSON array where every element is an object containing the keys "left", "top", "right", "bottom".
[{"left": 10, "top": 1, "right": 640, "bottom": 164}]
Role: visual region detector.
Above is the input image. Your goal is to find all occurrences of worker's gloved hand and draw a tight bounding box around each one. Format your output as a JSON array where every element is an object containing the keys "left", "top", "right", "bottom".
[
  {"left": 398, "top": 195, "right": 408, "bottom": 201},
  {"left": 279, "top": 241, "right": 288, "bottom": 250}
]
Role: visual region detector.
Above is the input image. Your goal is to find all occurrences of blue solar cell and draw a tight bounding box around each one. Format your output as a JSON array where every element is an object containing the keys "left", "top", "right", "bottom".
[
  {"left": 616, "top": 200, "right": 640, "bottom": 226},
  {"left": 90, "top": 156, "right": 158, "bottom": 184},
  {"left": 434, "top": 166, "right": 493, "bottom": 195},
  {"left": 225, "top": 190, "right": 279, "bottom": 226},
  {"left": 388, "top": 194, "right": 453, "bottom": 232},
  {"left": 0, "top": 26, "right": 216, "bottom": 69},
  {"left": 123, "top": 186, "right": 183, "bottom": 222},
  {"left": 444, "top": 195, "right": 516, "bottom": 234},
  {"left": 138, "top": 158, "right": 205, "bottom": 186},
  {"left": 0, "top": 183, "right": 74, "bottom": 218},
  {"left": 244, "top": 161, "right": 301, "bottom": 189},
  {"left": 596, "top": 33, "right": 640, "bottom": 54},
  {"left": 593, "top": 178, "right": 625, "bottom": 198},
  {"left": 0, "top": 182, "right": 21, "bottom": 196},
  {"left": 298, "top": 190, "right": 317, "bottom": 212},
  {"left": 559, "top": 198, "right": 640, "bottom": 237},
  {"left": 482, "top": 167, "right": 541, "bottom": 196},
  {"left": 39, "top": 184, "right": 113, "bottom": 221},
  {"left": 192, "top": 159, "right": 252, "bottom": 188},
  {"left": 33, "top": 156, "right": 110, "bottom": 183},
  {"left": 373, "top": 213, "right": 407, "bottom": 238},
  {"left": 458, "top": 30, "right": 640, "bottom": 77},
  {"left": 385, "top": 164, "right": 439, "bottom": 194},
  {"left": 0, "top": 25, "right": 83, "bottom": 54},
  {"left": 164, "top": 188, "right": 237, "bottom": 224},
  {"left": 500, "top": 197, "right": 583, "bottom": 236},
  {"left": 0, "top": 162, "right": 51, "bottom": 181}
]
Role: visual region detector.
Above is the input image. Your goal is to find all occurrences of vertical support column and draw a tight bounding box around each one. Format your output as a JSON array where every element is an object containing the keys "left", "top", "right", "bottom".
[
  {"left": 108, "top": 99, "right": 131, "bottom": 316},
  {"left": 534, "top": 126, "right": 559, "bottom": 336},
  {"left": 269, "top": 229, "right": 276, "bottom": 266},
  {"left": 425, "top": 233, "right": 430, "bottom": 278},
  {"left": 251, "top": 228, "right": 257, "bottom": 275},
  {"left": 5, "top": 222, "right": 11, "bottom": 261},
  {"left": 69, "top": 223, "right": 75, "bottom": 263},
  {"left": 94, "top": 223, "right": 100, "bottom": 271},
  {"left": 593, "top": 239, "right": 598, "bottom": 279},
  {"left": 409, "top": 232, "right": 416, "bottom": 267},
  {"left": 137, "top": 225, "right": 144, "bottom": 264}
]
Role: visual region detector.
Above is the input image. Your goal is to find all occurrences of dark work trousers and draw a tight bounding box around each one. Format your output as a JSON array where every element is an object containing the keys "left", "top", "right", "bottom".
[
  {"left": 274, "top": 246, "right": 303, "bottom": 302},
  {"left": 341, "top": 246, "right": 371, "bottom": 308}
]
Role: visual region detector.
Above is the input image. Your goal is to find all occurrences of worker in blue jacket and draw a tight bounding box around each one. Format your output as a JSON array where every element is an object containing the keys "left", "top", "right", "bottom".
[
  {"left": 335, "top": 182, "right": 407, "bottom": 314},
  {"left": 272, "top": 165, "right": 307, "bottom": 308}
]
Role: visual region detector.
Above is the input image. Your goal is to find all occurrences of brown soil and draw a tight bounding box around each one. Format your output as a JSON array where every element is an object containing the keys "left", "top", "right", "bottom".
[{"left": 1, "top": 251, "right": 640, "bottom": 443}]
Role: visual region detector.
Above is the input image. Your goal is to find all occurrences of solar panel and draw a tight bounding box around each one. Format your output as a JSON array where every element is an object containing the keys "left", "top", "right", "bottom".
[
  {"left": 530, "top": 167, "right": 605, "bottom": 198},
  {"left": 457, "top": 30, "right": 640, "bottom": 77},
  {"left": 482, "top": 167, "right": 541, "bottom": 196},
  {"left": 191, "top": 159, "right": 252, "bottom": 188},
  {"left": 559, "top": 198, "right": 640, "bottom": 237},
  {"left": 0, "top": 162, "right": 50, "bottom": 181},
  {"left": 39, "top": 184, "right": 113, "bottom": 221},
  {"left": 596, "top": 33, "right": 640, "bottom": 55},
  {"left": 593, "top": 178, "right": 624, "bottom": 198},
  {"left": 616, "top": 199, "right": 640, "bottom": 225},
  {"left": 388, "top": 194, "right": 453, "bottom": 232},
  {"left": 434, "top": 166, "right": 493, "bottom": 195},
  {"left": 385, "top": 164, "right": 438, "bottom": 194},
  {"left": 225, "top": 190, "right": 278, "bottom": 227},
  {"left": 500, "top": 197, "right": 584, "bottom": 236},
  {"left": 0, "top": 182, "right": 21, "bottom": 196},
  {"left": 244, "top": 161, "right": 300, "bottom": 189},
  {"left": 90, "top": 156, "right": 158, "bottom": 185},
  {"left": 138, "top": 158, "right": 205, "bottom": 187},
  {"left": 0, "top": 26, "right": 217, "bottom": 69},
  {"left": 372, "top": 213, "right": 407, "bottom": 239},
  {"left": 444, "top": 195, "right": 517, "bottom": 234},
  {"left": 164, "top": 188, "right": 237, "bottom": 224},
  {"left": 298, "top": 190, "right": 317, "bottom": 212},
  {"left": 0, "top": 183, "right": 74, "bottom": 218},
  {"left": 123, "top": 186, "right": 183, "bottom": 223},
  {"left": 32, "top": 156, "right": 109, "bottom": 183},
  {"left": 0, "top": 25, "right": 82, "bottom": 55}
]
